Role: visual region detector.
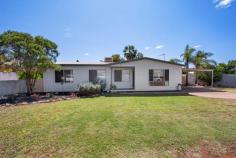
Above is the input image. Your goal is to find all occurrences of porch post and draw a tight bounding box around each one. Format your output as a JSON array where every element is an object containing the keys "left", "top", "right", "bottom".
[
  {"left": 211, "top": 70, "right": 214, "bottom": 87},
  {"left": 110, "top": 67, "right": 113, "bottom": 90}
]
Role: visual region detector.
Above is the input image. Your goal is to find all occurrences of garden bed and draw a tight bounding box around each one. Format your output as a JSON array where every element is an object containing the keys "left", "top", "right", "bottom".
[{"left": 0, "top": 93, "right": 78, "bottom": 106}]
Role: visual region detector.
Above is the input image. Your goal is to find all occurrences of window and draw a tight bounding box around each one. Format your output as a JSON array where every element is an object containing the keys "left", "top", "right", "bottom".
[
  {"left": 55, "top": 70, "right": 73, "bottom": 83},
  {"left": 149, "top": 69, "right": 169, "bottom": 86},
  {"left": 122, "top": 70, "right": 130, "bottom": 82},
  {"left": 97, "top": 70, "right": 106, "bottom": 81},
  {"left": 63, "top": 70, "right": 73, "bottom": 83},
  {"left": 55, "top": 70, "right": 63, "bottom": 82},
  {"left": 89, "top": 70, "right": 106, "bottom": 83},
  {"left": 89, "top": 70, "right": 97, "bottom": 83},
  {"left": 114, "top": 70, "right": 122, "bottom": 82}
]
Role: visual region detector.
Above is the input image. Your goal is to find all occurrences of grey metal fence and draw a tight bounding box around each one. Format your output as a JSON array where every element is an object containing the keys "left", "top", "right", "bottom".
[
  {"left": 218, "top": 74, "right": 236, "bottom": 87},
  {"left": 0, "top": 80, "right": 43, "bottom": 96}
]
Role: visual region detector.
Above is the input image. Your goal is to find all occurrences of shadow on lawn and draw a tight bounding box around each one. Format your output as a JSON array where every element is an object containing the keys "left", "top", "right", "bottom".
[{"left": 103, "top": 92, "right": 192, "bottom": 97}]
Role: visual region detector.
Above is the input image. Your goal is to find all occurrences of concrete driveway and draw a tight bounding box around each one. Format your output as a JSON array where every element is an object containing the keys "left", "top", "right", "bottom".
[
  {"left": 183, "top": 87, "right": 236, "bottom": 100},
  {"left": 189, "top": 92, "right": 236, "bottom": 99}
]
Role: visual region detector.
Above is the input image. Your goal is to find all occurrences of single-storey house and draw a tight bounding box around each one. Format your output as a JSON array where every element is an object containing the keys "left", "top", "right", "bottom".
[{"left": 43, "top": 57, "right": 183, "bottom": 92}]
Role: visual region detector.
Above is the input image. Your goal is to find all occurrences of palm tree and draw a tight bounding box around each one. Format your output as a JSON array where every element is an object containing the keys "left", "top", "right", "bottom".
[
  {"left": 181, "top": 45, "right": 196, "bottom": 86},
  {"left": 192, "top": 50, "right": 216, "bottom": 84},
  {"left": 136, "top": 52, "right": 144, "bottom": 59},
  {"left": 193, "top": 51, "right": 216, "bottom": 68},
  {"left": 180, "top": 45, "right": 196, "bottom": 68},
  {"left": 123, "top": 45, "right": 138, "bottom": 61},
  {"left": 169, "top": 58, "right": 183, "bottom": 64}
]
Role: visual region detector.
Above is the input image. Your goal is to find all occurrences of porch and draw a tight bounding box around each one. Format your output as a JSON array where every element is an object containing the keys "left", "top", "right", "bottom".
[{"left": 110, "top": 67, "right": 135, "bottom": 90}]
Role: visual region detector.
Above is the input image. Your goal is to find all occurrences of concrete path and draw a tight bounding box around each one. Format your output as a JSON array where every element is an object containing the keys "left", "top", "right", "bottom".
[
  {"left": 183, "top": 86, "right": 236, "bottom": 100},
  {"left": 189, "top": 92, "right": 236, "bottom": 100}
]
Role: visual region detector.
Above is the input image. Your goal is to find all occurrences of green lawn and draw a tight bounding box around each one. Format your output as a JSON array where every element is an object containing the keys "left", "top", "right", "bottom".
[{"left": 1, "top": 95, "right": 236, "bottom": 157}]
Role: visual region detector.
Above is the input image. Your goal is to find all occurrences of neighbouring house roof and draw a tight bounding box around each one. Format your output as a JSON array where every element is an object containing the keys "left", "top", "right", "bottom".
[{"left": 56, "top": 57, "right": 184, "bottom": 67}]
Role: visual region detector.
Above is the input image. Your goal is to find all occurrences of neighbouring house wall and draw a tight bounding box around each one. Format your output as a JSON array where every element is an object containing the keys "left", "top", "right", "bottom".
[
  {"left": 43, "top": 66, "right": 111, "bottom": 92},
  {"left": 0, "top": 80, "right": 44, "bottom": 96},
  {"left": 0, "top": 80, "right": 26, "bottom": 96},
  {"left": 34, "top": 80, "right": 44, "bottom": 92},
  {"left": 218, "top": 74, "right": 236, "bottom": 87},
  {"left": 111, "top": 59, "right": 182, "bottom": 91},
  {"left": 0, "top": 72, "right": 18, "bottom": 81}
]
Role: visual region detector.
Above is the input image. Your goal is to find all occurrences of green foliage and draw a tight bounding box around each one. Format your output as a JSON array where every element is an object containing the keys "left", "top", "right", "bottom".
[
  {"left": 192, "top": 51, "right": 216, "bottom": 68},
  {"left": 224, "top": 60, "right": 236, "bottom": 74},
  {"left": 123, "top": 45, "right": 144, "bottom": 61},
  {"left": 76, "top": 83, "right": 102, "bottom": 96},
  {"left": 123, "top": 45, "right": 138, "bottom": 61},
  {"left": 111, "top": 54, "right": 121, "bottom": 62},
  {"left": 17, "top": 71, "right": 43, "bottom": 80},
  {"left": 211, "top": 61, "right": 236, "bottom": 75},
  {"left": 0, "top": 54, "right": 5, "bottom": 65},
  {"left": 180, "top": 45, "right": 196, "bottom": 68},
  {"left": 169, "top": 58, "right": 183, "bottom": 64},
  {"left": 136, "top": 52, "right": 144, "bottom": 59},
  {"left": 195, "top": 63, "right": 218, "bottom": 85},
  {"left": 0, "top": 30, "right": 59, "bottom": 94},
  {"left": 198, "top": 60, "right": 236, "bottom": 85},
  {"left": 95, "top": 79, "right": 107, "bottom": 92}
]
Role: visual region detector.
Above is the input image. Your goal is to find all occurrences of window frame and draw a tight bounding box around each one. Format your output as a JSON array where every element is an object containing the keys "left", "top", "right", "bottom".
[
  {"left": 149, "top": 69, "right": 169, "bottom": 86},
  {"left": 89, "top": 69, "right": 106, "bottom": 84},
  {"left": 122, "top": 69, "right": 130, "bottom": 82},
  {"left": 114, "top": 70, "right": 122, "bottom": 82},
  {"left": 63, "top": 70, "right": 74, "bottom": 83},
  {"left": 55, "top": 70, "right": 74, "bottom": 83},
  {"left": 97, "top": 70, "right": 106, "bottom": 82},
  {"left": 55, "top": 70, "right": 63, "bottom": 83}
]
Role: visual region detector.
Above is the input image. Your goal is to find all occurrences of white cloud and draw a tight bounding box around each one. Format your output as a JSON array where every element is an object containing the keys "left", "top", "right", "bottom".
[
  {"left": 155, "top": 45, "right": 164, "bottom": 49},
  {"left": 214, "top": 0, "right": 234, "bottom": 8},
  {"left": 193, "top": 45, "right": 201, "bottom": 48},
  {"left": 84, "top": 53, "right": 89, "bottom": 56},
  {"left": 64, "top": 27, "right": 72, "bottom": 38},
  {"left": 144, "top": 46, "right": 151, "bottom": 50}
]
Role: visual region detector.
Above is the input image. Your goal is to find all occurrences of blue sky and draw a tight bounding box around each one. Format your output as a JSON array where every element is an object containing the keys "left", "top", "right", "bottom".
[{"left": 0, "top": 0, "right": 235, "bottom": 63}]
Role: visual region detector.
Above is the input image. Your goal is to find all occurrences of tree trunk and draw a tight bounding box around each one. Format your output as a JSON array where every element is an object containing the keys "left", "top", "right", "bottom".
[
  {"left": 195, "top": 72, "right": 198, "bottom": 85},
  {"left": 26, "top": 77, "right": 32, "bottom": 95},
  {"left": 186, "top": 62, "right": 189, "bottom": 86},
  {"left": 25, "top": 72, "right": 38, "bottom": 95},
  {"left": 186, "top": 72, "right": 189, "bottom": 86}
]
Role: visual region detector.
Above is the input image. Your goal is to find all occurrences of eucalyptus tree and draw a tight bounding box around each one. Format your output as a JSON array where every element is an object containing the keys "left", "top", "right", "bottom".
[{"left": 0, "top": 31, "right": 59, "bottom": 94}]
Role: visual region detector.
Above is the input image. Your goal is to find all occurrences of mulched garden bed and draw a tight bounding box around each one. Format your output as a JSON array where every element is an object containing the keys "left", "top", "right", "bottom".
[{"left": 0, "top": 93, "right": 78, "bottom": 106}]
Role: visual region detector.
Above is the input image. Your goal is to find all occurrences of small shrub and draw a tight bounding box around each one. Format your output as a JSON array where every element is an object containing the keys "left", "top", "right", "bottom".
[
  {"left": 111, "top": 84, "right": 117, "bottom": 90},
  {"left": 96, "top": 79, "right": 107, "bottom": 92},
  {"left": 76, "top": 83, "right": 102, "bottom": 96}
]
